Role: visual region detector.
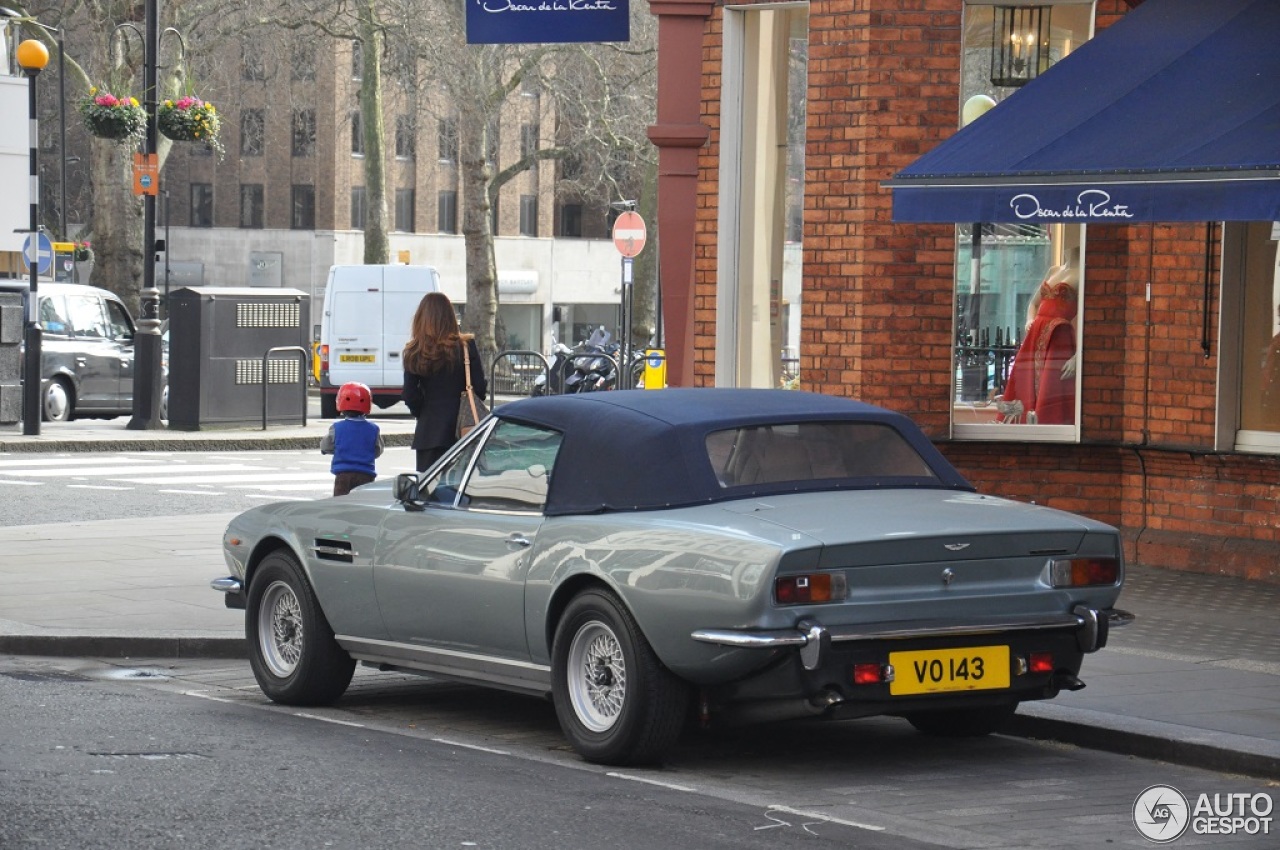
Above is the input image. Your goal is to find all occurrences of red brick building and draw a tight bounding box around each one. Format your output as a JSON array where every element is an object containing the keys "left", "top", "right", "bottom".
[{"left": 646, "top": 0, "right": 1280, "bottom": 581}]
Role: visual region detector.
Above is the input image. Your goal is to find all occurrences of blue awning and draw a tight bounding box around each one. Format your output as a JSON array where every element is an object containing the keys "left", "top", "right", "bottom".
[{"left": 888, "top": 0, "right": 1280, "bottom": 223}]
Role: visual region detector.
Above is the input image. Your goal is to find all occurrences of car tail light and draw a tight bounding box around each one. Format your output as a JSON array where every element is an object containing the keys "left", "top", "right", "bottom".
[
  {"left": 319, "top": 344, "right": 330, "bottom": 374},
  {"left": 853, "top": 663, "right": 893, "bottom": 685},
  {"left": 1029, "top": 652, "right": 1054, "bottom": 674},
  {"left": 775, "top": 572, "right": 847, "bottom": 605},
  {"left": 1050, "top": 557, "right": 1119, "bottom": 587}
]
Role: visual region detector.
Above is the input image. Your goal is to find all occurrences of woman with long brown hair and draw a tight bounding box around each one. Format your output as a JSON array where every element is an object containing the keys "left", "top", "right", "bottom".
[{"left": 401, "top": 292, "right": 488, "bottom": 471}]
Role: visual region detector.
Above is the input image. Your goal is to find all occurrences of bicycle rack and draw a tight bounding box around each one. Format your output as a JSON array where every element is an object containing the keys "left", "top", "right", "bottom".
[{"left": 261, "top": 345, "right": 310, "bottom": 430}]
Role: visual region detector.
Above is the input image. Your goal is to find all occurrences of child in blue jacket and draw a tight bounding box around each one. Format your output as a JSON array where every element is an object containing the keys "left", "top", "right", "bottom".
[{"left": 321, "top": 382, "right": 384, "bottom": 496}]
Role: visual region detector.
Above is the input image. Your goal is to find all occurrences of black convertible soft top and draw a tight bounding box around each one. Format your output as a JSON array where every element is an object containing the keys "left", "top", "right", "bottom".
[{"left": 493, "top": 389, "right": 973, "bottom": 516}]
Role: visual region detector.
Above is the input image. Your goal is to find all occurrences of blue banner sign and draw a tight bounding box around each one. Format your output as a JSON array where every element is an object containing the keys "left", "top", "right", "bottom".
[{"left": 466, "top": 0, "right": 629, "bottom": 45}]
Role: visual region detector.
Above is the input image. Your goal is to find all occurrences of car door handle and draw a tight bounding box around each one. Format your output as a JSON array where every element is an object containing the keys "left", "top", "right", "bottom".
[{"left": 506, "top": 534, "right": 532, "bottom": 549}]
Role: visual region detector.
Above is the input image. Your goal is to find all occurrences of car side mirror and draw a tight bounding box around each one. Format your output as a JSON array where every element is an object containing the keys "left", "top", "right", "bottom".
[{"left": 394, "top": 472, "right": 424, "bottom": 511}]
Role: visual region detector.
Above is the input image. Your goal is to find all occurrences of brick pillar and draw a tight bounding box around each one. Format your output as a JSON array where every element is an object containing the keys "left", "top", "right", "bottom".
[{"left": 647, "top": 0, "right": 713, "bottom": 387}]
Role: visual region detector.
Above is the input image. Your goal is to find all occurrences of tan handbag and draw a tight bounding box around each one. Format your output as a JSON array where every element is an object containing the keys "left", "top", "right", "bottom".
[{"left": 456, "top": 339, "right": 489, "bottom": 438}]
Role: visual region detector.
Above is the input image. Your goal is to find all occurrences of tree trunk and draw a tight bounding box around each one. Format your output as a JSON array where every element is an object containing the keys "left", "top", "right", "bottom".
[
  {"left": 357, "top": 1, "right": 389, "bottom": 265},
  {"left": 89, "top": 142, "right": 144, "bottom": 311},
  {"left": 459, "top": 108, "right": 499, "bottom": 361}
]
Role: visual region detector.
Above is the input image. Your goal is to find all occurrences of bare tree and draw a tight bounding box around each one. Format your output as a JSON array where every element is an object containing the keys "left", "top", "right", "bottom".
[{"left": 393, "top": 0, "right": 657, "bottom": 360}]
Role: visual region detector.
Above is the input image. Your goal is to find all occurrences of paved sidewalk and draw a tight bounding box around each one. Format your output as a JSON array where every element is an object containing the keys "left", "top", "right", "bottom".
[{"left": 1, "top": 420, "right": 1278, "bottom": 780}]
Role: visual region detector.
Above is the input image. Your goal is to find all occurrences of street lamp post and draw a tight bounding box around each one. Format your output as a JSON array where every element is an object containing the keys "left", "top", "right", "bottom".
[
  {"left": 126, "top": 0, "right": 164, "bottom": 429},
  {"left": 17, "top": 38, "right": 49, "bottom": 436}
]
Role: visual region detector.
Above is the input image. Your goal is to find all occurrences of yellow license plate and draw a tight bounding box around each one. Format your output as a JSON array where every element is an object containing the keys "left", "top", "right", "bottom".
[
  {"left": 339, "top": 354, "right": 376, "bottom": 363},
  {"left": 888, "top": 646, "right": 1010, "bottom": 696}
]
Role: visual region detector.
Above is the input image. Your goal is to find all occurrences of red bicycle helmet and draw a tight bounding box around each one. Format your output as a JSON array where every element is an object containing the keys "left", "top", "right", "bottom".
[{"left": 336, "top": 382, "right": 373, "bottom": 415}]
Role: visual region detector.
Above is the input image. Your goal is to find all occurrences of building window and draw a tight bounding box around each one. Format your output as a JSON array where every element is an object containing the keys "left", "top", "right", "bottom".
[
  {"left": 291, "top": 185, "right": 315, "bottom": 230},
  {"left": 241, "top": 109, "right": 264, "bottom": 156},
  {"left": 395, "top": 189, "right": 415, "bottom": 232},
  {"left": 1224, "top": 222, "right": 1280, "bottom": 453},
  {"left": 395, "top": 115, "right": 415, "bottom": 159},
  {"left": 350, "top": 187, "right": 367, "bottom": 230},
  {"left": 239, "top": 184, "right": 264, "bottom": 229},
  {"left": 242, "top": 41, "right": 266, "bottom": 81},
  {"left": 438, "top": 117, "right": 458, "bottom": 162},
  {"left": 291, "top": 41, "right": 316, "bottom": 81},
  {"left": 519, "top": 195, "right": 538, "bottom": 237},
  {"left": 292, "top": 109, "right": 316, "bottom": 157},
  {"left": 351, "top": 39, "right": 363, "bottom": 80},
  {"left": 438, "top": 190, "right": 458, "bottom": 234},
  {"left": 950, "top": 1, "right": 1094, "bottom": 440},
  {"left": 560, "top": 203, "right": 582, "bottom": 238},
  {"left": 521, "top": 122, "right": 539, "bottom": 174},
  {"left": 190, "top": 183, "right": 213, "bottom": 228},
  {"left": 351, "top": 110, "right": 364, "bottom": 156}
]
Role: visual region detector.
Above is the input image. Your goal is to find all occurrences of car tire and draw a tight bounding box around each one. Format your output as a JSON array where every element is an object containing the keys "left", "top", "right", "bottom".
[
  {"left": 551, "top": 589, "right": 688, "bottom": 766},
  {"left": 42, "top": 378, "right": 74, "bottom": 422},
  {"left": 159, "top": 384, "right": 169, "bottom": 421},
  {"left": 320, "top": 392, "right": 338, "bottom": 420},
  {"left": 246, "top": 550, "right": 355, "bottom": 706},
  {"left": 904, "top": 701, "right": 1019, "bottom": 737}
]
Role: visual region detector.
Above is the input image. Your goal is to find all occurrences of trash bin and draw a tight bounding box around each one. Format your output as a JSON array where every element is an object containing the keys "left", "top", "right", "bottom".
[
  {"left": 168, "top": 287, "right": 310, "bottom": 430},
  {"left": 0, "top": 291, "right": 21, "bottom": 423}
]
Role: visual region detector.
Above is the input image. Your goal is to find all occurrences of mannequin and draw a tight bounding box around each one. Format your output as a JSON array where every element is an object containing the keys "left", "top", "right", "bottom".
[{"left": 998, "top": 247, "right": 1079, "bottom": 424}]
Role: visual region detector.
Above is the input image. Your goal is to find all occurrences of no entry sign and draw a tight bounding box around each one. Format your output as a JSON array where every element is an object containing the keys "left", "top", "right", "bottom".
[{"left": 612, "top": 211, "right": 646, "bottom": 258}]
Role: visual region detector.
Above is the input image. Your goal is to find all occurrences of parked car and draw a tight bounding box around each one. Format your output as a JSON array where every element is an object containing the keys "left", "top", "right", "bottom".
[
  {"left": 1, "top": 281, "right": 145, "bottom": 421},
  {"left": 213, "top": 388, "right": 1131, "bottom": 765}
]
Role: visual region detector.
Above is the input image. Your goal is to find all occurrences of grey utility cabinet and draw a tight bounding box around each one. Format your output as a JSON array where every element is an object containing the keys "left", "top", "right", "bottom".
[{"left": 168, "top": 287, "right": 310, "bottom": 430}]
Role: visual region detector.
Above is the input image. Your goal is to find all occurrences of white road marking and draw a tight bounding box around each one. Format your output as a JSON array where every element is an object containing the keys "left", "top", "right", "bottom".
[
  {"left": 294, "top": 712, "right": 366, "bottom": 728},
  {"left": 118, "top": 472, "right": 330, "bottom": 484},
  {"left": 0, "top": 456, "right": 161, "bottom": 468},
  {"left": 0, "top": 463, "right": 267, "bottom": 477},
  {"left": 0, "top": 479, "right": 42, "bottom": 486},
  {"left": 766, "top": 805, "right": 885, "bottom": 832},
  {"left": 158, "top": 489, "right": 228, "bottom": 496},
  {"left": 431, "top": 738, "right": 511, "bottom": 755},
  {"left": 66, "top": 484, "right": 132, "bottom": 491},
  {"left": 606, "top": 772, "right": 697, "bottom": 793}
]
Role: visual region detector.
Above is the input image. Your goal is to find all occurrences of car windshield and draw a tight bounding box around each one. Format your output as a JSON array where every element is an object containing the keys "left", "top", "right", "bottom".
[{"left": 706, "top": 421, "right": 940, "bottom": 488}]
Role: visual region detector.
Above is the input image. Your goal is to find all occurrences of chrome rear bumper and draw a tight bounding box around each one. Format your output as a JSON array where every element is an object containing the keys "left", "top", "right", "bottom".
[{"left": 691, "top": 607, "right": 1134, "bottom": 671}]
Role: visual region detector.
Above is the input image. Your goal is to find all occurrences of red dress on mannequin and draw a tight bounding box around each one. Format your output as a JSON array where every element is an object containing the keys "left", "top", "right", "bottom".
[{"left": 1000, "top": 275, "right": 1077, "bottom": 425}]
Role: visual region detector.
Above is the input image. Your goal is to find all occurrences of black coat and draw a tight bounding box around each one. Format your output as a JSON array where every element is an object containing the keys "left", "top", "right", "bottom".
[{"left": 401, "top": 338, "right": 488, "bottom": 451}]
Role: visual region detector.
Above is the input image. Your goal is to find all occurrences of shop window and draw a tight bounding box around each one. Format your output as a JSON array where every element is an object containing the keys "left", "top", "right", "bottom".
[
  {"left": 438, "top": 190, "right": 458, "bottom": 234},
  {"left": 291, "top": 185, "right": 315, "bottom": 230},
  {"left": 240, "top": 184, "right": 264, "bottom": 229},
  {"left": 351, "top": 187, "right": 367, "bottom": 230},
  {"left": 396, "top": 115, "right": 415, "bottom": 159},
  {"left": 351, "top": 110, "right": 364, "bottom": 156},
  {"left": 190, "top": 183, "right": 213, "bottom": 228},
  {"left": 951, "top": 2, "right": 1094, "bottom": 440},
  {"left": 1221, "top": 222, "right": 1280, "bottom": 453},
  {"left": 293, "top": 109, "right": 316, "bottom": 157},
  {"left": 241, "top": 110, "right": 264, "bottom": 157},
  {"left": 438, "top": 117, "right": 459, "bottom": 162},
  {"left": 395, "top": 189, "right": 415, "bottom": 232},
  {"left": 520, "top": 195, "right": 538, "bottom": 237}
]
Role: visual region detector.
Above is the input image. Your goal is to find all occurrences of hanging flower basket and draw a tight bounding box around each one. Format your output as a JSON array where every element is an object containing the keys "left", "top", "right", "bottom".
[
  {"left": 158, "top": 95, "right": 224, "bottom": 158},
  {"left": 73, "top": 241, "right": 93, "bottom": 263},
  {"left": 80, "top": 88, "right": 146, "bottom": 143}
]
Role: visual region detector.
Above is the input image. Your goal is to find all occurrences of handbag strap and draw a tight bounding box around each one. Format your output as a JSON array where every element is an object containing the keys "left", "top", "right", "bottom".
[{"left": 461, "top": 339, "right": 480, "bottom": 423}]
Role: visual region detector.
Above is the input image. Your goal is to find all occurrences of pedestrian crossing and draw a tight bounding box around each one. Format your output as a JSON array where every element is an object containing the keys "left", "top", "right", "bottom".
[{"left": 0, "top": 448, "right": 417, "bottom": 501}]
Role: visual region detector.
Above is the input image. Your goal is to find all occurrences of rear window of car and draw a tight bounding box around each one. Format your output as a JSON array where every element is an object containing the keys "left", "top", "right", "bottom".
[{"left": 706, "top": 421, "right": 940, "bottom": 488}]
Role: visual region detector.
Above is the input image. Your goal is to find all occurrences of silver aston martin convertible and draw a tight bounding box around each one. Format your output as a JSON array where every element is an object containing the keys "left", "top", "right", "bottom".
[{"left": 213, "top": 388, "right": 1131, "bottom": 765}]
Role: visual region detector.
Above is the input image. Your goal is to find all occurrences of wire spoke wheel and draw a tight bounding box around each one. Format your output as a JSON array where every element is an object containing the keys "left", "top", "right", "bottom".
[
  {"left": 567, "top": 621, "right": 627, "bottom": 732},
  {"left": 258, "top": 579, "right": 304, "bottom": 678}
]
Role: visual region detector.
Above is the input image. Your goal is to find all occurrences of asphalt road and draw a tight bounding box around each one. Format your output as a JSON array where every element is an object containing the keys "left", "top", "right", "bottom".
[
  {"left": 4, "top": 654, "right": 1273, "bottom": 849},
  {"left": 0, "top": 654, "right": 934, "bottom": 850}
]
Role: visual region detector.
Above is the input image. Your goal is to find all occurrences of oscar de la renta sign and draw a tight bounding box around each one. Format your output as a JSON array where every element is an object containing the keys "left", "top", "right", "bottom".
[{"left": 466, "top": 0, "right": 629, "bottom": 44}]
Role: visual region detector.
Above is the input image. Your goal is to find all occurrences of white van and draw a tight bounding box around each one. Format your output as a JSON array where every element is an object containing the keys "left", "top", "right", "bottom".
[{"left": 318, "top": 264, "right": 441, "bottom": 418}]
